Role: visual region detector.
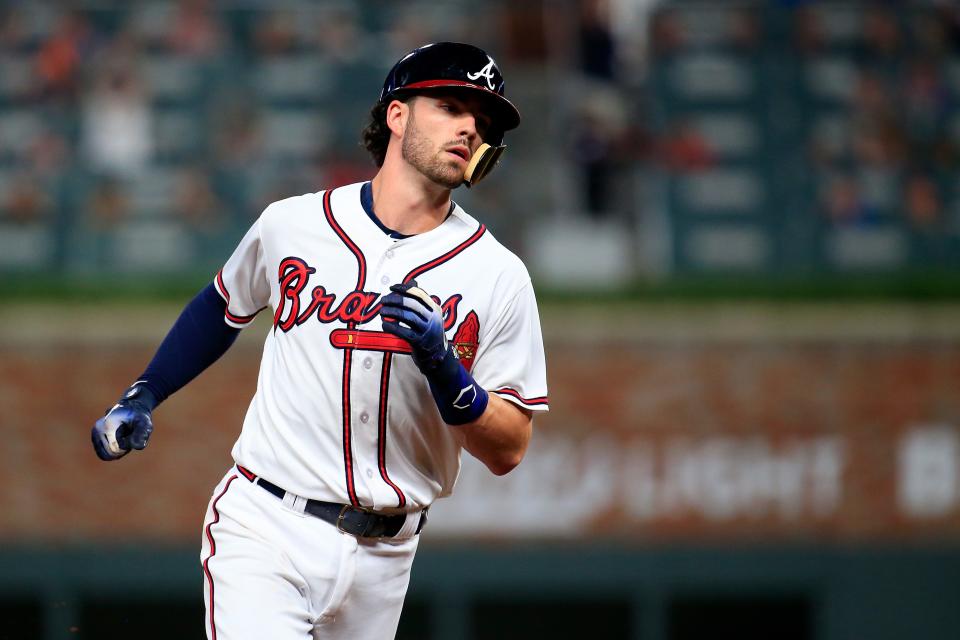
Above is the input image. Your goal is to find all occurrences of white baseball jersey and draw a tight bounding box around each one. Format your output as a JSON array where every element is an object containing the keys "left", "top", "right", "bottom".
[{"left": 213, "top": 181, "right": 549, "bottom": 512}]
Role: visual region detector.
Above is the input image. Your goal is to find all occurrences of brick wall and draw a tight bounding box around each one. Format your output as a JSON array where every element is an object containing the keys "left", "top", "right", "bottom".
[{"left": 2, "top": 303, "right": 959, "bottom": 543}]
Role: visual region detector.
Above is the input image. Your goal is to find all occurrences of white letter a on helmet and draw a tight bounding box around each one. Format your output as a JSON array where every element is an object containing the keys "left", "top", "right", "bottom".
[{"left": 467, "top": 57, "right": 496, "bottom": 90}]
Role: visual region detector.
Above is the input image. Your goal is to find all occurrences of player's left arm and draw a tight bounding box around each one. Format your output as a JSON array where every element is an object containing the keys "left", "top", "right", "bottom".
[
  {"left": 380, "top": 281, "right": 540, "bottom": 475},
  {"left": 454, "top": 393, "right": 532, "bottom": 475}
]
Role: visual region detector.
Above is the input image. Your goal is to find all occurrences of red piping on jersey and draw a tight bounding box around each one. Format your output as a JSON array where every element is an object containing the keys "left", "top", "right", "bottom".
[
  {"left": 340, "top": 352, "right": 359, "bottom": 505},
  {"left": 215, "top": 270, "right": 258, "bottom": 325},
  {"left": 493, "top": 387, "right": 549, "bottom": 406},
  {"left": 378, "top": 356, "right": 406, "bottom": 507},
  {"left": 323, "top": 189, "right": 367, "bottom": 293},
  {"left": 202, "top": 473, "right": 239, "bottom": 640},
  {"left": 373, "top": 221, "right": 489, "bottom": 503},
  {"left": 403, "top": 223, "right": 487, "bottom": 283},
  {"left": 323, "top": 188, "right": 364, "bottom": 506}
]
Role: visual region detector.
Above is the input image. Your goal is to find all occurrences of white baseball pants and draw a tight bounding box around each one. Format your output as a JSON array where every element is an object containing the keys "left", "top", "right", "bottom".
[{"left": 200, "top": 467, "right": 420, "bottom": 640}]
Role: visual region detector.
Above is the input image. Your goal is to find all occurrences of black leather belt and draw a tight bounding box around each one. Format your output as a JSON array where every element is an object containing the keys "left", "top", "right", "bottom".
[{"left": 237, "top": 466, "right": 425, "bottom": 538}]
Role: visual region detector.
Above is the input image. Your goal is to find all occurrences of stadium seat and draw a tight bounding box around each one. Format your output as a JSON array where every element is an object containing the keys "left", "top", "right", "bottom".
[
  {"left": 0, "top": 109, "right": 45, "bottom": 163},
  {"left": 260, "top": 109, "right": 329, "bottom": 160},
  {"left": 0, "top": 54, "right": 36, "bottom": 104},
  {"left": 140, "top": 54, "right": 208, "bottom": 106},
  {"left": 251, "top": 54, "right": 335, "bottom": 105},
  {"left": 685, "top": 224, "right": 770, "bottom": 270},
  {"left": 825, "top": 225, "right": 908, "bottom": 269},
  {"left": 0, "top": 223, "right": 55, "bottom": 268},
  {"left": 110, "top": 220, "right": 195, "bottom": 270}
]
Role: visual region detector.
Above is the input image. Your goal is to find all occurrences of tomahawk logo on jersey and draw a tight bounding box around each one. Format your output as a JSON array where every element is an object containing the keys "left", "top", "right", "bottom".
[{"left": 213, "top": 181, "right": 548, "bottom": 512}]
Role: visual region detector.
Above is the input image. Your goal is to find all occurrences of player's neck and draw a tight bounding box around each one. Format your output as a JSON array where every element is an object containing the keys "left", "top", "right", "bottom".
[{"left": 370, "top": 166, "right": 452, "bottom": 236}]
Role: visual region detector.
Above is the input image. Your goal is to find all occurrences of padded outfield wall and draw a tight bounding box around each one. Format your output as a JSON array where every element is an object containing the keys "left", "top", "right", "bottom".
[{"left": 0, "top": 301, "right": 958, "bottom": 639}]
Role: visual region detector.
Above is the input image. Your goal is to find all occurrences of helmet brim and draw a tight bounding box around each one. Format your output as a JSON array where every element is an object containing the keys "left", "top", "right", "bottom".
[{"left": 390, "top": 80, "right": 521, "bottom": 133}]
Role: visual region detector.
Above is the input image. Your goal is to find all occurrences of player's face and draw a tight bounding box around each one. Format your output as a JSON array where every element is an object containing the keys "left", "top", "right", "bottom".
[{"left": 401, "top": 94, "right": 494, "bottom": 190}]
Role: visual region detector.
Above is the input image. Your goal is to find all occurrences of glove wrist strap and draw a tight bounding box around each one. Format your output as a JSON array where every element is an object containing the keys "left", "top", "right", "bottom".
[
  {"left": 120, "top": 382, "right": 160, "bottom": 412},
  {"left": 425, "top": 349, "right": 489, "bottom": 426}
]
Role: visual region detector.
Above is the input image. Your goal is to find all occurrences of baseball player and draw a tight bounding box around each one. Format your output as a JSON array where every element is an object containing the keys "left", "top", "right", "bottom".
[{"left": 91, "top": 42, "right": 548, "bottom": 639}]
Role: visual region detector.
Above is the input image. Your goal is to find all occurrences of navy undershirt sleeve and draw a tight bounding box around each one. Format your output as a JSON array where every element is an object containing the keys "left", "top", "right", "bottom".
[{"left": 135, "top": 283, "right": 242, "bottom": 409}]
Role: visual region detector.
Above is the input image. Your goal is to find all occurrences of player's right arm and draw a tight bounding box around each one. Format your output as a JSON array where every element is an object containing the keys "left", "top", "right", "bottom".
[
  {"left": 93, "top": 208, "right": 273, "bottom": 461},
  {"left": 91, "top": 282, "right": 242, "bottom": 461}
]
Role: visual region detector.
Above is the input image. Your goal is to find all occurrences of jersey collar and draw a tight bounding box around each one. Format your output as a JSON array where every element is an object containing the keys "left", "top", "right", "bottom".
[{"left": 360, "top": 182, "right": 455, "bottom": 240}]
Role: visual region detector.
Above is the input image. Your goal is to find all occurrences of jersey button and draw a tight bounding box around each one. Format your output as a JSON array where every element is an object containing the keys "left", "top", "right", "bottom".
[
  {"left": 380, "top": 275, "right": 390, "bottom": 285},
  {"left": 367, "top": 468, "right": 374, "bottom": 478},
  {"left": 385, "top": 250, "right": 394, "bottom": 259},
  {"left": 360, "top": 412, "right": 369, "bottom": 423},
  {"left": 363, "top": 357, "right": 373, "bottom": 370}
]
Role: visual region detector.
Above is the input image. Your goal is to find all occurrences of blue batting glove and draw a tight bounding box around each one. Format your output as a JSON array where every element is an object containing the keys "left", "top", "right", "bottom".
[
  {"left": 379, "top": 280, "right": 449, "bottom": 373},
  {"left": 380, "top": 282, "right": 488, "bottom": 425},
  {"left": 92, "top": 385, "right": 157, "bottom": 461}
]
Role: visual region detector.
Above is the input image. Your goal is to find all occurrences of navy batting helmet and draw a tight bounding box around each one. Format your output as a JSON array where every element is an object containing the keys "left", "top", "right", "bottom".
[
  {"left": 379, "top": 42, "right": 521, "bottom": 140},
  {"left": 379, "top": 42, "right": 520, "bottom": 186}
]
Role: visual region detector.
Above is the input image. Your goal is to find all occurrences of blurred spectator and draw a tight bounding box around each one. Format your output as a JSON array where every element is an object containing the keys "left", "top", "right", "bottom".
[
  {"left": 911, "top": 11, "right": 951, "bottom": 58},
  {"left": 568, "top": 86, "right": 643, "bottom": 217},
  {"left": 175, "top": 167, "right": 225, "bottom": 231},
  {"left": 166, "top": 0, "right": 225, "bottom": 58},
  {"left": 859, "top": 7, "right": 902, "bottom": 64},
  {"left": 572, "top": 108, "right": 617, "bottom": 215},
  {"left": 86, "top": 178, "right": 131, "bottom": 229},
  {"left": 849, "top": 72, "right": 905, "bottom": 170},
  {"left": 850, "top": 120, "right": 904, "bottom": 171},
  {"left": 792, "top": 6, "right": 825, "bottom": 56},
  {"left": 903, "top": 173, "right": 941, "bottom": 229},
  {"left": 24, "top": 128, "right": 70, "bottom": 178},
  {"left": 657, "top": 121, "right": 714, "bottom": 173},
  {"left": 35, "top": 10, "right": 97, "bottom": 104},
  {"left": 821, "top": 174, "right": 877, "bottom": 227},
  {"left": 212, "top": 102, "right": 264, "bottom": 169},
  {"left": 649, "top": 9, "right": 683, "bottom": 59},
  {"left": 498, "top": 2, "right": 547, "bottom": 62},
  {"left": 851, "top": 70, "right": 895, "bottom": 119},
  {"left": 578, "top": 0, "right": 617, "bottom": 81},
  {"left": 210, "top": 100, "right": 265, "bottom": 217},
  {"left": 3, "top": 175, "right": 51, "bottom": 225},
  {"left": 80, "top": 61, "right": 153, "bottom": 179},
  {"left": 0, "top": 7, "right": 30, "bottom": 52},
  {"left": 729, "top": 9, "right": 762, "bottom": 52},
  {"left": 936, "top": 5, "right": 960, "bottom": 52},
  {"left": 314, "top": 6, "right": 368, "bottom": 64},
  {"left": 253, "top": 9, "right": 301, "bottom": 56},
  {"left": 902, "top": 59, "right": 950, "bottom": 158}
]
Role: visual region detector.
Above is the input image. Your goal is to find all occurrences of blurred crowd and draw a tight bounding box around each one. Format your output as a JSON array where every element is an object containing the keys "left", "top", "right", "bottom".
[
  {"left": 794, "top": 3, "right": 960, "bottom": 235},
  {"left": 2, "top": 1, "right": 960, "bottom": 273},
  {"left": 0, "top": 0, "right": 497, "bottom": 269},
  {"left": 664, "top": 3, "right": 959, "bottom": 239},
  {"left": 568, "top": 1, "right": 960, "bottom": 270}
]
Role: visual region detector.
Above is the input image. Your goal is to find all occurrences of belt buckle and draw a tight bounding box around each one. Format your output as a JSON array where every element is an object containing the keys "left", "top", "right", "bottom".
[
  {"left": 336, "top": 504, "right": 374, "bottom": 536},
  {"left": 336, "top": 504, "right": 353, "bottom": 534}
]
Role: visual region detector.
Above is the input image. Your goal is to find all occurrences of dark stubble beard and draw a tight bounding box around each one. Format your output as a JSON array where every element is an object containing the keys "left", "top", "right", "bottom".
[{"left": 401, "top": 108, "right": 463, "bottom": 190}]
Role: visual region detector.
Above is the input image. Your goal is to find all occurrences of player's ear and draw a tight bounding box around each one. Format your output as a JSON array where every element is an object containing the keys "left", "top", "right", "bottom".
[{"left": 385, "top": 99, "right": 411, "bottom": 138}]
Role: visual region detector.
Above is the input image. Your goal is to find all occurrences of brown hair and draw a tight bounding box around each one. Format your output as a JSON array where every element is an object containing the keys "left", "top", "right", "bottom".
[{"left": 361, "top": 96, "right": 411, "bottom": 167}]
